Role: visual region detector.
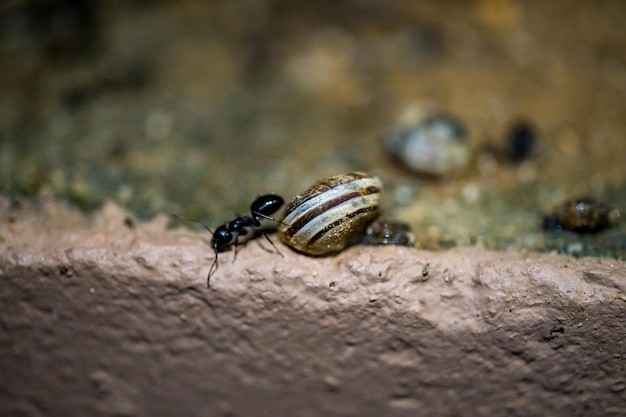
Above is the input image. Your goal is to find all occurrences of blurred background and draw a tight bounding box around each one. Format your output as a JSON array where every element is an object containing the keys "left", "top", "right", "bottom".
[{"left": 0, "top": 0, "right": 624, "bottom": 256}]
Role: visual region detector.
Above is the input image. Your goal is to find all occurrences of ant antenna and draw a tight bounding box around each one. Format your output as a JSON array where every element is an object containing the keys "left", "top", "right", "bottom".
[
  {"left": 207, "top": 252, "right": 218, "bottom": 287},
  {"left": 172, "top": 214, "right": 218, "bottom": 288},
  {"left": 171, "top": 214, "right": 213, "bottom": 234},
  {"left": 251, "top": 210, "right": 290, "bottom": 226}
]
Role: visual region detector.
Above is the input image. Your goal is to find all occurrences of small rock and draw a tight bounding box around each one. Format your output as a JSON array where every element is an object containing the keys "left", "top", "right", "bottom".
[{"left": 383, "top": 110, "right": 470, "bottom": 176}]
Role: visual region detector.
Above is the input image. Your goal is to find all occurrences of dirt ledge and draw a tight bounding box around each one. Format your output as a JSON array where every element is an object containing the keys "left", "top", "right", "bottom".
[{"left": 1, "top": 199, "right": 625, "bottom": 417}]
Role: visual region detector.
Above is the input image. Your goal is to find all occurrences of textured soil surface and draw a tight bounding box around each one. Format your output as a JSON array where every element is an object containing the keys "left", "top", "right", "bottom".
[
  {"left": 1, "top": 199, "right": 625, "bottom": 417},
  {"left": 2, "top": 0, "right": 625, "bottom": 257}
]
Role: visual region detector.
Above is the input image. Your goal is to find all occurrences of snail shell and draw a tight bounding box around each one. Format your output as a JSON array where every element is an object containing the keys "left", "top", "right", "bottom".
[
  {"left": 542, "top": 198, "right": 619, "bottom": 233},
  {"left": 360, "top": 219, "right": 415, "bottom": 247},
  {"left": 278, "top": 172, "right": 382, "bottom": 256},
  {"left": 383, "top": 111, "right": 469, "bottom": 176}
]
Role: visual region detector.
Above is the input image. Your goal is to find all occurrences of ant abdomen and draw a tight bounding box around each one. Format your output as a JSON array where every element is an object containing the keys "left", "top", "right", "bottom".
[{"left": 250, "top": 194, "right": 285, "bottom": 225}]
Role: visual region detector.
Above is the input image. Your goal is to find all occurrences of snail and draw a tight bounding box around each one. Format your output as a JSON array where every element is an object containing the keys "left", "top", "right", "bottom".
[
  {"left": 383, "top": 110, "right": 470, "bottom": 176},
  {"left": 542, "top": 198, "right": 620, "bottom": 233},
  {"left": 278, "top": 172, "right": 382, "bottom": 256}
]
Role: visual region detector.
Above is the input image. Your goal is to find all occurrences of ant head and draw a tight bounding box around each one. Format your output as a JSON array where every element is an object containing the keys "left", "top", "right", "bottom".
[
  {"left": 211, "top": 224, "right": 233, "bottom": 251},
  {"left": 250, "top": 194, "right": 285, "bottom": 224}
]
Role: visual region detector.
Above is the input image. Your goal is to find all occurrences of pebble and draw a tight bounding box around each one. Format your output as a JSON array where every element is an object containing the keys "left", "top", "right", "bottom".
[{"left": 383, "top": 110, "right": 470, "bottom": 176}]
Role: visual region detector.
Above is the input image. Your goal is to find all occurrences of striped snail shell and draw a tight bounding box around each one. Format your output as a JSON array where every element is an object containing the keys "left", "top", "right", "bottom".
[{"left": 278, "top": 172, "right": 382, "bottom": 256}]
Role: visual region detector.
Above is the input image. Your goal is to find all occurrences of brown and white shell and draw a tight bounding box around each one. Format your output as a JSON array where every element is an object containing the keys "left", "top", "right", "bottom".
[{"left": 278, "top": 172, "right": 382, "bottom": 256}]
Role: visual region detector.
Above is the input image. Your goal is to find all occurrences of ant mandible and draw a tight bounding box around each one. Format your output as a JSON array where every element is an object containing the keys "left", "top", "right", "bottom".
[{"left": 174, "top": 194, "right": 285, "bottom": 287}]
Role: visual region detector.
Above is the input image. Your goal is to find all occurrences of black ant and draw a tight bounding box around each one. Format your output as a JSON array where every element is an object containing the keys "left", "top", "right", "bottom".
[{"left": 173, "top": 194, "right": 285, "bottom": 287}]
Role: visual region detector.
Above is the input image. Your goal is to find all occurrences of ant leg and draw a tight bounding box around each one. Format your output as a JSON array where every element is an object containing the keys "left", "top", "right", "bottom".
[
  {"left": 233, "top": 235, "right": 240, "bottom": 262},
  {"left": 207, "top": 248, "right": 219, "bottom": 288},
  {"left": 262, "top": 233, "right": 284, "bottom": 257}
]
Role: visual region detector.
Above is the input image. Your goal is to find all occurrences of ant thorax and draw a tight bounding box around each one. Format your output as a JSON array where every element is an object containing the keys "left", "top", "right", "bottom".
[{"left": 211, "top": 216, "right": 257, "bottom": 252}]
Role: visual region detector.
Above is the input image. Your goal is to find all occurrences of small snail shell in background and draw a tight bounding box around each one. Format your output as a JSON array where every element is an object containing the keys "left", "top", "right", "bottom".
[
  {"left": 542, "top": 198, "right": 619, "bottom": 233},
  {"left": 383, "top": 110, "right": 470, "bottom": 176},
  {"left": 360, "top": 219, "right": 415, "bottom": 247},
  {"left": 278, "top": 172, "right": 382, "bottom": 256}
]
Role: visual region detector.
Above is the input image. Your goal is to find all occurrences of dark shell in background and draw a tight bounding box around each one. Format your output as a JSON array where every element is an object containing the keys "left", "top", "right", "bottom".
[
  {"left": 542, "top": 198, "right": 619, "bottom": 233},
  {"left": 506, "top": 122, "right": 536, "bottom": 162},
  {"left": 361, "top": 219, "right": 415, "bottom": 247}
]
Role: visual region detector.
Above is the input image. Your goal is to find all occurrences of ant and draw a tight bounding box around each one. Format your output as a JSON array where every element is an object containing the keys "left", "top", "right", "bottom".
[{"left": 173, "top": 194, "right": 285, "bottom": 287}]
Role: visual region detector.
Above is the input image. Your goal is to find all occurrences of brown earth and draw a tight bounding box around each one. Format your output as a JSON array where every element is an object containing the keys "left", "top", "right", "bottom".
[{"left": 1, "top": 199, "right": 625, "bottom": 417}]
